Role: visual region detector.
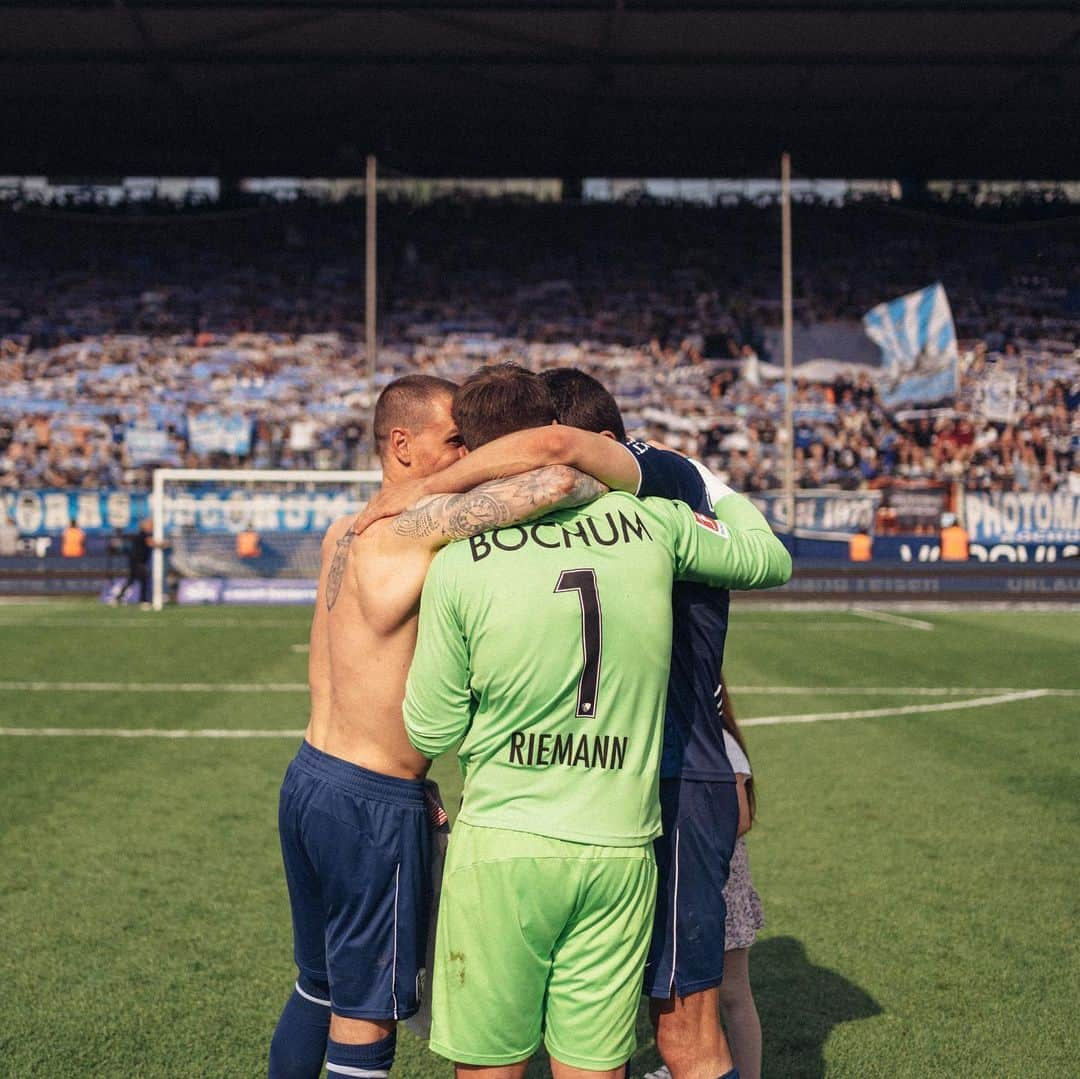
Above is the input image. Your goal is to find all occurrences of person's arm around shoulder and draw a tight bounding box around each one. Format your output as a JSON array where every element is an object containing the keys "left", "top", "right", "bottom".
[
  {"left": 624, "top": 439, "right": 709, "bottom": 507},
  {"left": 709, "top": 481, "right": 776, "bottom": 536},
  {"left": 389, "top": 465, "right": 607, "bottom": 551},
  {"left": 660, "top": 490, "right": 792, "bottom": 591},
  {"left": 402, "top": 549, "right": 472, "bottom": 760},
  {"left": 353, "top": 427, "right": 636, "bottom": 534}
]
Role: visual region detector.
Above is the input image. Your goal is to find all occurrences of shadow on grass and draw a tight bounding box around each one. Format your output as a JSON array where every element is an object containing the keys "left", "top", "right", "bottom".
[
  {"left": 754, "top": 936, "right": 883, "bottom": 1079},
  {"left": 517, "top": 936, "right": 881, "bottom": 1078}
]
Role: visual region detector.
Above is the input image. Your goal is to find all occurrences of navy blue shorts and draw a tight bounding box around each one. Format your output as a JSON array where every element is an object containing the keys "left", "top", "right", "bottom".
[
  {"left": 643, "top": 778, "right": 740, "bottom": 999},
  {"left": 278, "top": 741, "right": 432, "bottom": 1020}
]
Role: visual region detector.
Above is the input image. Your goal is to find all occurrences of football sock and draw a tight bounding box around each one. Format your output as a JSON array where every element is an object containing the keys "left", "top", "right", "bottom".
[
  {"left": 267, "top": 975, "right": 331, "bottom": 1079},
  {"left": 325, "top": 1030, "right": 396, "bottom": 1078}
]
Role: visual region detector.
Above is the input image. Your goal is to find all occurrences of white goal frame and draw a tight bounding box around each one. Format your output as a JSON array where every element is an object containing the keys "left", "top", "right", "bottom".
[{"left": 150, "top": 468, "right": 382, "bottom": 610}]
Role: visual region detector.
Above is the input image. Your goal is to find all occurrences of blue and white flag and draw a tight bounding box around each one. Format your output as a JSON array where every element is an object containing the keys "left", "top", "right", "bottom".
[
  {"left": 125, "top": 424, "right": 171, "bottom": 466},
  {"left": 863, "top": 282, "right": 959, "bottom": 406},
  {"left": 186, "top": 412, "right": 252, "bottom": 456}
]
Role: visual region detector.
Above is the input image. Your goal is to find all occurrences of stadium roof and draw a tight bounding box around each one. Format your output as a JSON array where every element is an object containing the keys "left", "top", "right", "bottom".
[{"left": 3, "top": 1, "right": 1079, "bottom": 180}]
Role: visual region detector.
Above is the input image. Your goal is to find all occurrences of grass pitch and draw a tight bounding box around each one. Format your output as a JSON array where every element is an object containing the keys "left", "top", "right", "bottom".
[{"left": 1, "top": 602, "right": 1077, "bottom": 1078}]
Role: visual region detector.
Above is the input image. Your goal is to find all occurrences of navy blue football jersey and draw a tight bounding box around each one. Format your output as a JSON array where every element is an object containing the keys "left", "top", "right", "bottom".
[{"left": 623, "top": 440, "right": 733, "bottom": 782}]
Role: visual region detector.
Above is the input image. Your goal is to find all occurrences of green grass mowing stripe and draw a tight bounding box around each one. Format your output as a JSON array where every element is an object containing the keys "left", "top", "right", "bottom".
[
  {"left": 0, "top": 609, "right": 1077, "bottom": 1076},
  {"left": 0, "top": 628, "right": 308, "bottom": 683},
  {"left": 742, "top": 701, "right": 1079, "bottom": 1078},
  {"left": 0, "top": 689, "right": 307, "bottom": 731},
  {"left": 3, "top": 706, "right": 1077, "bottom": 1077},
  {"left": 724, "top": 612, "right": 1080, "bottom": 693}
]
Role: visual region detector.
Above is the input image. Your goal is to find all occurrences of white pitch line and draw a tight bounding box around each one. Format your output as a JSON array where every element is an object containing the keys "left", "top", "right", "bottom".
[
  {"left": 729, "top": 685, "right": 1080, "bottom": 696},
  {"left": 290, "top": 644, "right": 310, "bottom": 653},
  {"left": 0, "top": 681, "right": 307, "bottom": 693},
  {"left": 0, "top": 679, "right": 1074, "bottom": 700},
  {"left": 0, "top": 727, "right": 303, "bottom": 739},
  {"left": 0, "top": 680, "right": 1074, "bottom": 698},
  {"left": 741, "top": 689, "right": 1051, "bottom": 727},
  {"left": 728, "top": 623, "right": 914, "bottom": 631},
  {"left": 3, "top": 689, "right": 1071, "bottom": 740},
  {"left": 851, "top": 607, "right": 934, "bottom": 631}
]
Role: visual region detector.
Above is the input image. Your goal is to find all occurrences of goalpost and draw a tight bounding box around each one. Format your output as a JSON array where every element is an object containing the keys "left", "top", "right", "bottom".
[{"left": 150, "top": 468, "right": 382, "bottom": 610}]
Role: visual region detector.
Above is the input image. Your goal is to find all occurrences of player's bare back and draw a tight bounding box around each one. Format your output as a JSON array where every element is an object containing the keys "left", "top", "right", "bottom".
[{"left": 305, "top": 515, "right": 435, "bottom": 779}]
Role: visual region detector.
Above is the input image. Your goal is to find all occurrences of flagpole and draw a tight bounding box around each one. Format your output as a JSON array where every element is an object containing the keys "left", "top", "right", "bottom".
[
  {"left": 365, "top": 154, "right": 378, "bottom": 469},
  {"left": 781, "top": 152, "right": 795, "bottom": 540}
]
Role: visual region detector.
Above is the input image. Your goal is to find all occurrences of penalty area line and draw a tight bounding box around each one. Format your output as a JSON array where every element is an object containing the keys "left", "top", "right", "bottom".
[
  {"left": 741, "top": 689, "right": 1050, "bottom": 727},
  {"left": 730, "top": 685, "right": 1080, "bottom": 696},
  {"left": 2, "top": 689, "right": 1067, "bottom": 739},
  {"left": 850, "top": 607, "right": 934, "bottom": 630}
]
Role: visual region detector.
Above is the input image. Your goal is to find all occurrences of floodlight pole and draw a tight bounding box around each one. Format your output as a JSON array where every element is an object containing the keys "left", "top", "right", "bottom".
[
  {"left": 781, "top": 152, "right": 795, "bottom": 540},
  {"left": 365, "top": 154, "right": 378, "bottom": 468}
]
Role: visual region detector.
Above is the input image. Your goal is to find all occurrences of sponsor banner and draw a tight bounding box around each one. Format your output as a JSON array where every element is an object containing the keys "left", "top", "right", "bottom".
[
  {"left": 176, "top": 579, "right": 224, "bottom": 605},
  {"left": 883, "top": 487, "right": 949, "bottom": 532},
  {"left": 177, "top": 577, "right": 316, "bottom": 606},
  {"left": 964, "top": 492, "right": 1080, "bottom": 544},
  {"left": 863, "top": 282, "right": 959, "bottom": 406},
  {"left": 752, "top": 492, "right": 880, "bottom": 537},
  {"left": 772, "top": 568, "right": 1080, "bottom": 597},
  {"left": 164, "top": 489, "right": 360, "bottom": 534},
  {"left": 2, "top": 490, "right": 150, "bottom": 536},
  {"left": 186, "top": 412, "right": 252, "bottom": 456},
  {"left": 2, "top": 488, "right": 367, "bottom": 536},
  {"left": 873, "top": 537, "right": 1080, "bottom": 564}
]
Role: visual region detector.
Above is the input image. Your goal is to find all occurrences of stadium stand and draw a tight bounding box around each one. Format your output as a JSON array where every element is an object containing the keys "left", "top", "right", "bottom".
[{"left": 1, "top": 195, "right": 1076, "bottom": 500}]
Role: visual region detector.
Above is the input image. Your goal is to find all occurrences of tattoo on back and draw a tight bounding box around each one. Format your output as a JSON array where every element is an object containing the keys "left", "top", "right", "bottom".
[{"left": 325, "top": 528, "right": 356, "bottom": 611}]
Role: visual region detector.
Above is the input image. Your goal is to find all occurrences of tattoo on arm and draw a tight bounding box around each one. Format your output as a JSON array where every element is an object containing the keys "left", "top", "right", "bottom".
[
  {"left": 325, "top": 528, "right": 356, "bottom": 610},
  {"left": 391, "top": 467, "right": 608, "bottom": 545}
]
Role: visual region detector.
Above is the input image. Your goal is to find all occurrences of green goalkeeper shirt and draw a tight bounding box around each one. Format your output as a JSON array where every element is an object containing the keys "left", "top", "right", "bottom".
[{"left": 403, "top": 490, "right": 790, "bottom": 847}]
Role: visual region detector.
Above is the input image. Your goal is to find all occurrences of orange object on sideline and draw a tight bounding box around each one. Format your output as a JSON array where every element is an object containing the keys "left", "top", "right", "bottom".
[
  {"left": 940, "top": 524, "right": 969, "bottom": 561},
  {"left": 848, "top": 532, "right": 873, "bottom": 562},
  {"left": 236, "top": 530, "right": 261, "bottom": 559},
  {"left": 61, "top": 525, "right": 86, "bottom": 558}
]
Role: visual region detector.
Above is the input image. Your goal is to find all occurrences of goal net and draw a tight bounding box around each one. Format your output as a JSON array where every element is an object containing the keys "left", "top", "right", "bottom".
[{"left": 150, "top": 469, "right": 382, "bottom": 610}]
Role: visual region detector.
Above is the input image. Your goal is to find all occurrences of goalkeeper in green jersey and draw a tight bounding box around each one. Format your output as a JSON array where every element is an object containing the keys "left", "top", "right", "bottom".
[{"left": 403, "top": 365, "right": 790, "bottom": 1079}]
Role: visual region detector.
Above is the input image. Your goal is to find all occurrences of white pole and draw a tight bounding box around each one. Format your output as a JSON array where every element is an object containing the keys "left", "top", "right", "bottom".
[
  {"left": 151, "top": 469, "right": 165, "bottom": 610},
  {"left": 365, "top": 154, "right": 378, "bottom": 469},
  {"left": 781, "top": 152, "right": 795, "bottom": 538}
]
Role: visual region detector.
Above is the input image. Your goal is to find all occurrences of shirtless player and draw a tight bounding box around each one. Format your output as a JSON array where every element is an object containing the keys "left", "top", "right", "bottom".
[{"left": 269, "top": 375, "right": 604, "bottom": 1079}]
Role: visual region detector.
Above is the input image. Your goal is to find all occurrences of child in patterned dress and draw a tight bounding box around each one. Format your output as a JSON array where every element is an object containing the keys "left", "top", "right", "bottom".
[{"left": 718, "top": 680, "right": 764, "bottom": 1079}]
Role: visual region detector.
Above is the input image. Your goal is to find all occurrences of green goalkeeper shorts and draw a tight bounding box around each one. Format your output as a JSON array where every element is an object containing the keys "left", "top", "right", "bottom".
[{"left": 428, "top": 821, "right": 657, "bottom": 1071}]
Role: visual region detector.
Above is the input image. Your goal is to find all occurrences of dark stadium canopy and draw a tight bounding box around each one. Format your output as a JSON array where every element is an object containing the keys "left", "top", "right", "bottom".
[{"left": 2, "top": 1, "right": 1079, "bottom": 180}]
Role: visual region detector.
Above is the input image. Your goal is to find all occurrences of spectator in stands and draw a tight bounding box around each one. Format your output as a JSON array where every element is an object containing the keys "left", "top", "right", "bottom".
[
  {"left": 939, "top": 512, "right": 970, "bottom": 561},
  {"left": 111, "top": 518, "right": 157, "bottom": 609},
  {"left": 0, "top": 193, "right": 1075, "bottom": 497},
  {"left": 235, "top": 527, "right": 261, "bottom": 559},
  {"left": 61, "top": 517, "right": 86, "bottom": 558},
  {"left": 849, "top": 528, "right": 873, "bottom": 562},
  {"left": 0, "top": 508, "right": 18, "bottom": 556}
]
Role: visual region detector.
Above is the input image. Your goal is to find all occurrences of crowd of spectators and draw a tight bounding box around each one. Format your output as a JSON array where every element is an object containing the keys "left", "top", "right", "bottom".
[{"left": 0, "top": 195, "right": 1077, "bottom": 496}]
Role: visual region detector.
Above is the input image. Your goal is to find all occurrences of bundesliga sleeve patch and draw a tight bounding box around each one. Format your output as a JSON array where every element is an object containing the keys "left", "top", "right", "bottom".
[{"left": 694, "top": 512, "right": 729, "bottom": 538}]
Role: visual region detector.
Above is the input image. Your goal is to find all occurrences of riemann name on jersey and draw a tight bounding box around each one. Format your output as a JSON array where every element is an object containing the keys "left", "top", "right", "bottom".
[
  {"left": 468, "top": 509, "right": 653, "bottom": 563},
  {"left": 507, "top": 730, "right": 628, "bottom": 771}
]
